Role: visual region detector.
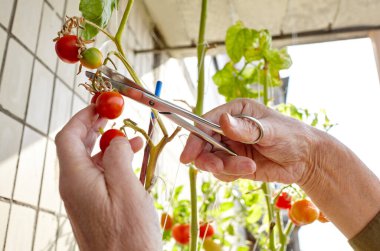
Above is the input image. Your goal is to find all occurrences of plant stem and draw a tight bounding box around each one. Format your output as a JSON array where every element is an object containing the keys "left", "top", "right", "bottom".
[
  {"left": 114, "top": 0, "right": 134, "bottom": 58},
  {"left": 189, "top": 1, "right": 208, "bottom": 250},
  {"left": 280, "top": 221, "right": 294, "bottom": 251},
  {"left": 189, "top": 166, "right": 198, "bottom": 250},
  {"left": 194, "top": 0, "right": 208, "bottom": 116},
  {"left": 83, "top": 19, "right": 115, "bottom": 41},
  {"left": 263, "top": 61, "right": 269, "bottom": 105},
  {"left": 262, "top": 182, "right": 275, "bottom": 250},
  {"left": 112, "top": 51, "right": 169, "bottom": 137}
]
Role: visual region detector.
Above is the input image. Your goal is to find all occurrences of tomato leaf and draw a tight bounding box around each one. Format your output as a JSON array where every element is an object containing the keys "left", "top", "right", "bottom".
[
  {"left": 264, "top": 48, "right": 292, "bottom": 70},
  {"left": 79, "top": 0, "right": 119, "bottom": 39},
  {"left": 226, "top": 22, "right": 256, "bottom": 63},
  {"left": 219, "top": 201, "right": 234, "bottom": 212}
]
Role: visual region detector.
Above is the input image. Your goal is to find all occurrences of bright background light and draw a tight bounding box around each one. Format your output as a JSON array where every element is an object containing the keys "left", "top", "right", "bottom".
[{"left": 286, "top": 38, "right": 380, "bottom": 250}]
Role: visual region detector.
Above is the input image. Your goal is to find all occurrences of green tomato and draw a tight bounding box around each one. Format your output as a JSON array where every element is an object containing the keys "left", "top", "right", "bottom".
[{"left": 80, "top": 47, "right": 103, "bottom": 69}]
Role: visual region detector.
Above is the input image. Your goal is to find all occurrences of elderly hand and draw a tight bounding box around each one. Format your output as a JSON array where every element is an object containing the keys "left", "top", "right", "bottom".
[
  {"left": 55, "top": 105, "right": 161, "bottom": 251},
  {"left": 181, "top": 98, "right": 318, "bottom": 186}
]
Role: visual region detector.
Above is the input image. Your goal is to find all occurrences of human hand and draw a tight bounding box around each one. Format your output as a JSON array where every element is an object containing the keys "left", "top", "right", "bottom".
[
  {"left": 55, "top": 105, "right": 161, "bottom": 251},
  {"left": 181, "top": 98, "right": 318, "bottom": 185}
]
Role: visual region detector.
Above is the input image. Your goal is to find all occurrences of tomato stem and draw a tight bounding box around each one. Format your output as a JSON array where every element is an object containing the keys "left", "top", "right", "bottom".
[
  {"left": 189, "top": 0, "right": 208, "bottom": 250},
  {"left": 82, "top": 19, "right": 115, "bottom": 41},
  {"left": 114, "top": 0, "right": 134, "bottom": 56}
]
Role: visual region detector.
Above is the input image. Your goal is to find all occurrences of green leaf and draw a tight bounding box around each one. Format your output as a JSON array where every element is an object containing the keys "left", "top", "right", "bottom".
[
  {"left": 265, "top": 48, "right": 292, "bottom": 70},
  {"left": 173, "top": 185, "right": 184, "bottom": 201},
  {"left": 244, "top": 47, "right": 263, "bottom": 62},
  {"left": 226, "top": 224, "right": 235, "bottom": 235},
  {"left": 237, "top": 246, "right": 250, "bottom": 251},
  {"left": 201, "top": 182, "right": 211, "bottom": 193},
  {"left": 226, "top": 22, "right": 256, "bottom": 62},
  {"left": 219, "top": 201, "right": 234, "bottom": 212},
  {"left": 79, "top": 0, "right": 119, "bottom": 39},
  {"left": 246, "top": 207, "right": 263, "bottom": 224}
]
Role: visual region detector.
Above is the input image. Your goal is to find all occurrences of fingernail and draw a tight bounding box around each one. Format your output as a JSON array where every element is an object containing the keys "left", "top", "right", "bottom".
[{"left": 226, "top": 113, "right": 238, "bottom": 128}]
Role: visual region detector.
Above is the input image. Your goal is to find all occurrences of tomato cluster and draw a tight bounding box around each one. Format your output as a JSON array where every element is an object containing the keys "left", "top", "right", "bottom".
[
  {"left": 160, "top": 213, "right": 217, "bottom": 246},
  {"left": 275, "top": 192, "right": 329, "bottom": 226},
  {"left": 55, "top": 35, "right": 103, "bottom": 69}
]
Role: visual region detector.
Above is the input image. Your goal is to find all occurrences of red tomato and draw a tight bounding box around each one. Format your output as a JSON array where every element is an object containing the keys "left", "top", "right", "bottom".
[
  {"left": 91, "top": 92, "right": 101, "bottom": 104},
  {"left": 95, "top": 91, "right": 124, "bottom": 119},
  {"left": 99, "top": 129, "right": 125, "bottom": 153},
  {"left": 318, "top": 211, "right": 329, "bottom": 223},
  {"left": 80, "top": 47, "right": 103, "bottom": 69},
  {"left": 172, "top": 224, "right": 190, "bottom": 245},
  {"left": 55, "top": 35, "right": 80, "bottom": 64},
  {"left": 275, "top": 192, "right": 292, "bottom": 209},
  {"left": 289, "top": 199, "right": 319, "bottom": 225},
  {"left": 199, "top": 223, "right": 214, "bottom": 239},
  {"left": 160, "top": 213, "right": 173, "bottom": 231}
]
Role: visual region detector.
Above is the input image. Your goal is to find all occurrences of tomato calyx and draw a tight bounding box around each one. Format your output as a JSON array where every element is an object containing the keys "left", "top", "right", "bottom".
[{"left": 275, "top": 192, "right": 292, "bottom": 210}]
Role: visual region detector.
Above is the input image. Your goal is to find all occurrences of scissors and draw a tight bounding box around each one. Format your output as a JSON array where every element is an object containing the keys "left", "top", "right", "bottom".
[{"left": 86, "top": 66, "right": 263, "bottom": 156}]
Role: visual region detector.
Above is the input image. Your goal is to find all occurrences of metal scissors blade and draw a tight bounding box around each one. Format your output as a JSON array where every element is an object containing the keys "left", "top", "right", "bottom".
[{"left": 85, "top": 67, "right": 237, "bottom": 156}]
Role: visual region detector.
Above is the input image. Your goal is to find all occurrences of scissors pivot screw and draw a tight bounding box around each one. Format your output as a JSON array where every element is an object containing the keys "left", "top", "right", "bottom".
[{"left": 149, "top": 100, "right": 155, "bottom": 106}]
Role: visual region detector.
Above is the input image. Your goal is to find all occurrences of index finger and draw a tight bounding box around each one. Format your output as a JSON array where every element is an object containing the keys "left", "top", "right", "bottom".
[
  {"left": 180, "top": 99, "right": 267, "bottom": 163},
  {"left": 55, "top": 105, "right": 106, "bottom": 176}
]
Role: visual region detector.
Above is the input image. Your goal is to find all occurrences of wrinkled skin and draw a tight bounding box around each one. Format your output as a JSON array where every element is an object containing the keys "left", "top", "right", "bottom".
[{"left": 55, "top": 105, "right": 161, "bottom": 251}]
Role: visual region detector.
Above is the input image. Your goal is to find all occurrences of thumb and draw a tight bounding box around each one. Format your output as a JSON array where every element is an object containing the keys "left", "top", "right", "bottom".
[
  {"left": 219, "top": 113, "right": 264, "bottom": 144},
  {"left": 102, "top": 136, "right": 144, "bottom": 192}
]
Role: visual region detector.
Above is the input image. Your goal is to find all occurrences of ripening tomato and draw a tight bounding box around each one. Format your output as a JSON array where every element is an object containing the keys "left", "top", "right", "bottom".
[
  {"left": 95, "top": 91, "right": 124, "bottom": 119},
  {"left": 55, "top": 35, "right": 80, "bottom": 64},
  {"left": 289, "top": 199, "right": 319, "bottom": 225},
  {"left": 99, "top": 129, "right": 125, "bottom": 153},
  {"left": 91, "top": 92, "right": 101, "bottom": 104},
  {"left": 318, "top": 211, "right": 329, "bottom": 223},
  {"left": 80, "top": 47, "right": 103, "bottom": 69},
  {"left": 199, "top": 223, "right": 214, "bottom": 239},
  {"left": 160, "top": 213, "right": 173, "bottom": 231},
  {"left": 275, "top": 192, "right": 292, "bottom": 209},
  {"left": 203, "top": 238, "right": 222, "bottom": 251},
  {"left": 172, "top": 224, "right": 190, "bottom": 245}
]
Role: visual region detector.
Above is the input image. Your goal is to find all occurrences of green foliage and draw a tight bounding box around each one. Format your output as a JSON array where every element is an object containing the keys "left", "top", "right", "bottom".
[
  {"left": 213, "top": 21, "right": 292, "bottom": 102},
  {"left": 79, "top": 0, "right": 119, "bottom": 39}
]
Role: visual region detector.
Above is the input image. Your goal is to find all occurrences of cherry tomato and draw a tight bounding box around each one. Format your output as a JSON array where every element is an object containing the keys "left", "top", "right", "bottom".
[
  {"left": 99, "top": 129, "right": 125, "bottom": 153},
  {"left": 199, "top": 223, "right": 214, "bottom": 239},
  {"left": 288, "top": 209, "right": 302, "bottom": 226},
  {"left": 160, "top": 213, "right": 173, "bottom": 231},
  {"left": 95, "top": 91, "right": 124, "bottom": 119},
  {"left": 318, "top": 211, "right": 329, "bottom": 223},
  {"left": 55, "top": 35, "right": 80, "bottom": 64},
  {"left": 91, "top": 92, "right": 101, "bottom": 104},
  {"left": 203, "top": 238, "right": 222, "bottom": 251},
  {"left": 172, "top": 224, "right": 190, "bottom": 245},
  {"left": 80, "top": 47, "right": 103, "bottom": 69},
  {"left": 275, "top": 192, "right": 292, "bottom": 209},
  {"left": 289, "top": 199, "right": 319, "bottom": 225}
]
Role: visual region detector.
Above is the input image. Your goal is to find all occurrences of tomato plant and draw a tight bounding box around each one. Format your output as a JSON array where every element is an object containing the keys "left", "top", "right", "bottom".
[
  {"left": 289, "top": 199, "right": 319, "bottom": 225},
  {"left": 99, "top": 129, "right": 125, "bottom": 153},
  {"left": 172, "top": 224, "right": 190, "bottom": 245},
  {"left": 80, "top": 47, "right": 103, "bottom": 69},
  {"left": 199, "top": 223, "right": 214, "bottom": 239},
  {"left": 160, "top": 213, "right": 173, "bottom": 231},
  {"left": 275, "top": 192, "right": 292, "bottom": 209},
  {"left": 95, "top": 91, "right": 124, "bottom": 119},
  {"left": 55, "top": 35, "right": 80, "bottom": 63}
]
